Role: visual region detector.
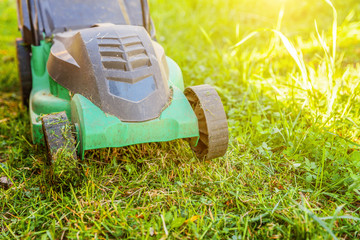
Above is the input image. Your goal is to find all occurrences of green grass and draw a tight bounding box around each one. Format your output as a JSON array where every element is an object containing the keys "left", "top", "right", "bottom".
[{"left": 1, "top": 0, "right": 360, "bottom": 239}]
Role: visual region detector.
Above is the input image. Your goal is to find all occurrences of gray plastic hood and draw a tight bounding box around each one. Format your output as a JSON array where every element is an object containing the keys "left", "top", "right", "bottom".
[{"left": 47, "top": 25, "right": 171, "bottom": 122}]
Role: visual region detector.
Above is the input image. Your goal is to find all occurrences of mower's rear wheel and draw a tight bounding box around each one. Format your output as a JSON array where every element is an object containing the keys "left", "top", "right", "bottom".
[
  {"left": 184, "top": 84, "right": 229, "bottom": 160},
  {"left": 41, "top": 112, "right": 78, "bottom": 164},
  {"left": 16, "top": 38, "right": 32, "bottom": 107}
]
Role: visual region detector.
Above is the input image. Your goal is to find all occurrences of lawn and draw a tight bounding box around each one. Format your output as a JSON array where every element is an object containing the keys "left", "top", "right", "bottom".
[{"left": 1, "top": 0, "right": 360, "bottom": 239}]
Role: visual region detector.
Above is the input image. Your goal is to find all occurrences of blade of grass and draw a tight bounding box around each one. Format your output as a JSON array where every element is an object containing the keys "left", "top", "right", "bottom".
[
  {"left": 272, "top": 30, "right": 309, "bottom": 91},
  {"left": 296, "top": 200, "right": 338, "bottom": 240}
]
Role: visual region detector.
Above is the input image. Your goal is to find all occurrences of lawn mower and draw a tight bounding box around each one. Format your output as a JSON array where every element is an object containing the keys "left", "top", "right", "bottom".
[{"left": 15, "top": 0, "right": 229, "bottom": 164}]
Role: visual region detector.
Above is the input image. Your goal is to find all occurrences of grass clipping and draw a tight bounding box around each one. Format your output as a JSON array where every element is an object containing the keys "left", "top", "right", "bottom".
[{"left": 48, "top": 146, "right": 82, "bottom": 189}]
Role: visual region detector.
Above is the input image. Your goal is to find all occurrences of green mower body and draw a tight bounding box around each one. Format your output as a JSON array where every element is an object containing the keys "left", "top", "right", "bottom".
[
  {"left": 16, "top": 0, "right": 229, "bottom": 161},
  {"left": 29, "top": 41, "right": 199, "bottom": 158}
]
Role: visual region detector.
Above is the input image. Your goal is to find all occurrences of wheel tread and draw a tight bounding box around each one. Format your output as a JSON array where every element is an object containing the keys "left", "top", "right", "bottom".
[
  {"left": 41, "top": 112, "right": 77, "bottom": 162},
  {"left": 184, "top": 84, "right": 229, "bottom": 160}
]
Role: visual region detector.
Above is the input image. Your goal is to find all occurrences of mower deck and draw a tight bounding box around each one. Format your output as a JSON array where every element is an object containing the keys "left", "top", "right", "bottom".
[{"left": 29, "top": 41, "right": 199, "bottom": 159}]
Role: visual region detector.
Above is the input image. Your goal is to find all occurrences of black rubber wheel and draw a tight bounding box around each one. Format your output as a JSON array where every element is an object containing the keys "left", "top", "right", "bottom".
[
  {"left": 41, "top": 112, "right": 81, "bottom": 187},
  {"left": 184, "top": 84, "right": 229, "bottom": 160},
  {"left": 41, "top": 112, "right": 78, "bottom": 163},
  {"left": 16, "top": 38, "right": 32, "bottom": 107}
]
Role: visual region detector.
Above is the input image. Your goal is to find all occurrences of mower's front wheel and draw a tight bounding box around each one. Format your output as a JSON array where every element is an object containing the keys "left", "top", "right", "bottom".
[
  {"left": 184, "top": 84, "right": 229, "bottom": 160},
  {"left": 41, "top": 112, "right": 78, "bottom": 163},
  {"left": 41, "top": 112, "right": 80, "bottom": 186}
]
